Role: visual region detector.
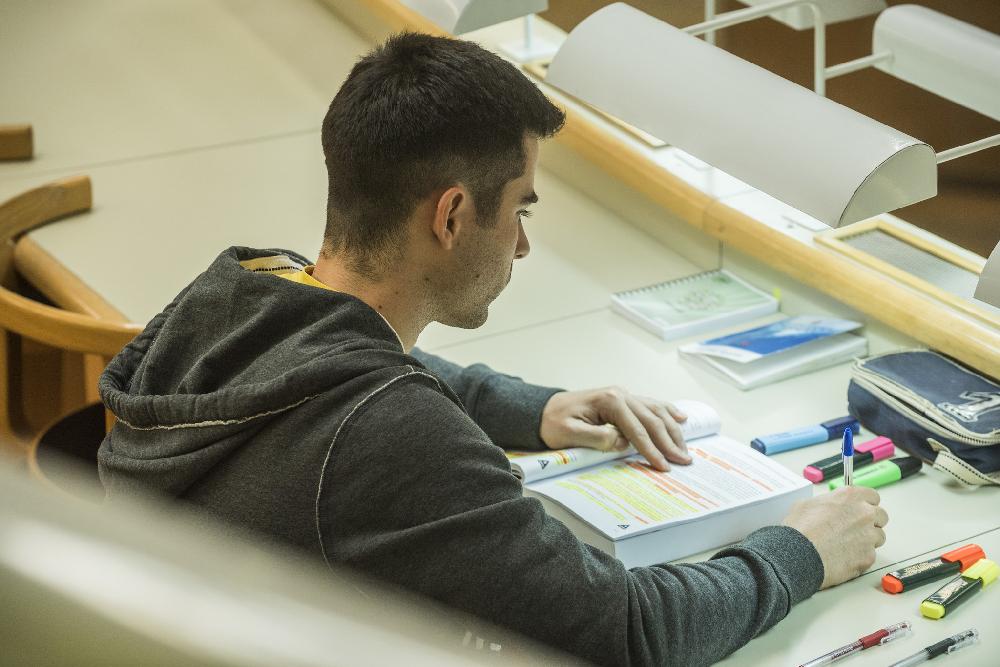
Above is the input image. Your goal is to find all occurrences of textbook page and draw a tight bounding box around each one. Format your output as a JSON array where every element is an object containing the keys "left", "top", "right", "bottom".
[
  {"left": 508, "top": 400, "right": 721, "bottom": 483},
  {"left": 527, "top": 434, "right": 809, "bottom": 540}
]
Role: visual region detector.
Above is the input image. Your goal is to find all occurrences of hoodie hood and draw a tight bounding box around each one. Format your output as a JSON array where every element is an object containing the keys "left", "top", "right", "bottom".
[{"left": 99, "top": 246, "right": 415, "bottom": 496}]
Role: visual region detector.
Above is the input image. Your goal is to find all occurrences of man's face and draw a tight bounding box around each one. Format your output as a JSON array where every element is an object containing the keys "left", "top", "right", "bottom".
[{"left": 439, "top": 136, "right": 538, "bottom": 329}]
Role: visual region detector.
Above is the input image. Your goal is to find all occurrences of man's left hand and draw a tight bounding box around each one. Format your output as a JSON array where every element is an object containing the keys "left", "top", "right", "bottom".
[{"left": 540, "top": 387, "right": 691, "bottom": 471}]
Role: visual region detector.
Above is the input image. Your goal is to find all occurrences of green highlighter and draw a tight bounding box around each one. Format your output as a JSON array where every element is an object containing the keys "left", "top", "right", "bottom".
[{"left": 828, "top": 457, "right": 921, "bottom": 490}]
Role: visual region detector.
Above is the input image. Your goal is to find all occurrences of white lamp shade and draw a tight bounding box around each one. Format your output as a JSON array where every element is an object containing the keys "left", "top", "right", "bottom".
[
  {"left": 734, "top": 0, "right": 886, "bottom": 31},
  {"left": 400, "top": 0, "right": 548, "bottom": 35},
  {"left": 874, "top": 5, "right": 1000, "bottom": 122},
  {"left": 975, "top": 242, "right": 1000, "bottom": 308},
  {"left": 545, "top": 3, "right": 937, "bottom": 228}
]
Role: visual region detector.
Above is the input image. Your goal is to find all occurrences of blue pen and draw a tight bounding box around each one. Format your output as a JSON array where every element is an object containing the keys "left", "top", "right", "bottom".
[
  {"left": 751, "top": 416, "right": 859, "bottom": 455},
  {"left": 842, "top": 428, "right": 854, "bottom": 486}
]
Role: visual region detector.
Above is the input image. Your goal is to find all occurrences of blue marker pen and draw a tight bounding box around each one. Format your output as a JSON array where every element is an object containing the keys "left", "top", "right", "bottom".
[{"left": 751, "top": 416, "right": 859, "bottom": 455}]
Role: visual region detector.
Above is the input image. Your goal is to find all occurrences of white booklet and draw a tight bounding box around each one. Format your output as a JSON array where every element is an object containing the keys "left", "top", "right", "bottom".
[
  {"left": 679, "top": 316, "right": 868, "bottom": 390},
  {"left": 509, "top": 401, "right": 811, "bottom": 568}
]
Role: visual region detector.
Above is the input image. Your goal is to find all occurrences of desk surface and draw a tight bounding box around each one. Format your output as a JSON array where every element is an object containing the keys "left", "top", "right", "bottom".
[
  {"left": 0, "top": 0, "right": 363, "bottom": 179},
  {"left": 433, "top": 309, "right": 1000, "bottom": 666},
  {"left": 4, "top": 1, "right": 999, "bottom": 665}
]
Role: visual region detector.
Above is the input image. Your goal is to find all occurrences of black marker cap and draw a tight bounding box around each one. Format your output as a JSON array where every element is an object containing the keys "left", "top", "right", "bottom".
[{"left": 892, "top": 456, "right": 922, "bottom": 479}]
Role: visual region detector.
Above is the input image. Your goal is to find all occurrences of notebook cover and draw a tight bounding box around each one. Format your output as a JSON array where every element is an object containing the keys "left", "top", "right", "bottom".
[
  {"left": 682, "top": 315, "right": 863, "bottom": 363},
  {"left": 611, "top": 270, "right": 777, "bottom": 340}
]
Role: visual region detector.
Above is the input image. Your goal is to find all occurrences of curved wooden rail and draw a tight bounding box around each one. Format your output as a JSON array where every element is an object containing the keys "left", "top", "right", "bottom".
[
  {"left": 0, "top": 176, "right": 143, "bottom": 354},
  {"left": 1, "top": 176, "right": 142, "bottom": 457},
  {"left": 0, "top": 174, "right": 92, "bottom": 240}
]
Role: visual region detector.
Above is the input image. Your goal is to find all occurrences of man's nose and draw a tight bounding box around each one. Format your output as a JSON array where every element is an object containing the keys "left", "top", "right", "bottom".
[{"left": 515, "top": 221, "right": 530, "bottom": 259}]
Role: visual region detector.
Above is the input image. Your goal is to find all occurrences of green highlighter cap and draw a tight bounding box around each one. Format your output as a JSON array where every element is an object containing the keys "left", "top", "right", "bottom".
[{"left": 828, "top": 457, "right": 921, "bottom": 490}]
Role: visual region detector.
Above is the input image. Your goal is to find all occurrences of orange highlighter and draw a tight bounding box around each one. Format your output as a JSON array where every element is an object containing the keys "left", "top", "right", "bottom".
[{"left": 882, "top": 544, "right": 986, "bottom": 594}]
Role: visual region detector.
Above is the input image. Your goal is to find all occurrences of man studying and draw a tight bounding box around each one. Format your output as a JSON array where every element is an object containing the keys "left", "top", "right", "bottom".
[{"left": 98, "top": 33, "right": 889, "bottom": 666}]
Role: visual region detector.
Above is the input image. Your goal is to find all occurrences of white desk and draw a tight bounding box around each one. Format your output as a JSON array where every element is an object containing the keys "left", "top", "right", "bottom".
[
  {"left": 434, "top": 313, "right": 1000, "bottom": 666},
  {"left": 4, "top": 2, "right": 999, "bottom": 665},
  {"left": 432, "top": 309, "right": 1000, "bottom": 580},
  {"left": 726, "top": 528, "right": 1000, "bottom": 667},
  {"left": 0, "top": 0, "right": 367, "bottom": 179}
]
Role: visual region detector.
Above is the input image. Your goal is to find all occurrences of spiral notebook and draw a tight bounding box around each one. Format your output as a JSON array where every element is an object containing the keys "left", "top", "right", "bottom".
[{"left": 611, "top": 269, "right": 778, "bottom": 340}]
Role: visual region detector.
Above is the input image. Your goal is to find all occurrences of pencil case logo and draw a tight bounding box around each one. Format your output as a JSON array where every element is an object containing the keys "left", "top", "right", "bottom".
[{"left": 939, "top": 391, "right": 1000, "bottom": 423}]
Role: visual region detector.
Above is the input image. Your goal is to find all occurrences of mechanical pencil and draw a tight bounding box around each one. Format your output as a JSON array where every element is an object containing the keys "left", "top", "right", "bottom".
[
  {"left": 798, "top": 620, "right": 911, "bottom": 667},
  {"left": 888, "top": 629, "right": 978, "bottom": 667}
]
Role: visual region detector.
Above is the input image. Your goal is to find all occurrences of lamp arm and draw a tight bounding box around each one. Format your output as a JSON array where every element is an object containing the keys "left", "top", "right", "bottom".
[
  {"left": 936, "top": 134, "right": 1000, "bottom": 164},
  {"left": 686, "top": 0, "right": 827, "bottom": 95},
  {"left": 704, "top": 0, "right": 717, "bottom": 46},
  {"left": 824, "top": 51, "right": 893, "bottom": 80}
]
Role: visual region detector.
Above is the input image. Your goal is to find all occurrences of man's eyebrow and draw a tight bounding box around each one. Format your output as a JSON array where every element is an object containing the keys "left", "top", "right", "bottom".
[{"left": 520, "top": 191, "right": 538, "bottom": 205}]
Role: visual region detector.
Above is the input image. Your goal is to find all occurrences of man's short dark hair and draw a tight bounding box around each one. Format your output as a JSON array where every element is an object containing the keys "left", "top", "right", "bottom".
[{"left": 321, "top": 32, "right": 565, "bottom": 276}]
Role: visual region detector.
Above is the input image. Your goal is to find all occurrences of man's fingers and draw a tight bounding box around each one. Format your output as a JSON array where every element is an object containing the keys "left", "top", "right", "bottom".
[
  {"left": 649, "top": 402, "right": 689, "bottom": 458},
  {"left": 874, "top": 506, "right": 889, "bottom": 529},
  {"left": 606, "top": 397, "right": 669, "bottom": 471},
  {"left": 632, "top": 398, "right": 691, "bottom": 464},
  {"left": 665, "top": 401, "right": 687, "bottom": 423}
]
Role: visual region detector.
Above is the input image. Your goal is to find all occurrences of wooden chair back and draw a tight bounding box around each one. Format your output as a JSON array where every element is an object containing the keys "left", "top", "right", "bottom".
[
  {"left": 0, "top": 176, "right": 143, "bottom": 456},
  {"left": 26, "top": 403, "right": 106, "bottom": 502}
]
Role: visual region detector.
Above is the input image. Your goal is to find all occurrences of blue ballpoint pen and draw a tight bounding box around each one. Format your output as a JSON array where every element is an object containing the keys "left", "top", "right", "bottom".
[{"left": 842, "top": 428, "right": 854, "bottom": 486}]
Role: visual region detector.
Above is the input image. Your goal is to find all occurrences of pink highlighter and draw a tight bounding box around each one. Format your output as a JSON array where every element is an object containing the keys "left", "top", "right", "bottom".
[{"left": 803, "top": 436, "right": 895, "bottom": 483}]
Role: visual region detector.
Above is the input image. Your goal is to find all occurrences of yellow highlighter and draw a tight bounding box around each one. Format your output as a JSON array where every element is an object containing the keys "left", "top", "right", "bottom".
[{"left": 920, "top": 558, "right": 999, "bottom": 619}]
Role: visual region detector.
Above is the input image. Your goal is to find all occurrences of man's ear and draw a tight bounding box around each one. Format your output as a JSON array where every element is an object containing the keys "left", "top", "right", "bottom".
[{"left": 430, "top": 185, "right": 473, "bottom": 250}]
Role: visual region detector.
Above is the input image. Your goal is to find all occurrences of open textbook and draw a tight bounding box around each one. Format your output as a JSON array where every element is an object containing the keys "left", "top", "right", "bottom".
[{"left": 509, "top": 401, "right": 812, "bottom": 568}]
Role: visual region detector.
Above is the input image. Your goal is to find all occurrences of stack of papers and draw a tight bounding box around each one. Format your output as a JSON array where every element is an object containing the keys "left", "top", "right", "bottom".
[{"left": 679, "top": 316, "right": 868, "bottom": 390}]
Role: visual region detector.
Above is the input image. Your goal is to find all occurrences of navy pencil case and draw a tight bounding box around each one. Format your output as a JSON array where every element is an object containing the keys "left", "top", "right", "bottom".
[{"left": 848, "top": 350, "right": 1000, "bottom": 486}]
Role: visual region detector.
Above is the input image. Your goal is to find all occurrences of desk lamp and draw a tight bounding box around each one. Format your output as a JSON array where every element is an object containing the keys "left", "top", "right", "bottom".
[
  {"left": 975, "top": 243, "right": 1000, "bottom": 309},
  {"left": 545, "top": 3, "right": 936, "bottom": 229},
  {"left": 698, "top": 4, "right": 1000, "bottom": 158},
  {"left": 399, "top": 0, "right": 557, "bottom": 62},
  {"left": 825, "top": 5, "right": 1000, "bottom": 164}
]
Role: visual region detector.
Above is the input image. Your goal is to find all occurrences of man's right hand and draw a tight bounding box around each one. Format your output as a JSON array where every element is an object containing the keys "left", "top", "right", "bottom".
[{"left": 782, "top": 487, "right": 889, "bottom": 589}]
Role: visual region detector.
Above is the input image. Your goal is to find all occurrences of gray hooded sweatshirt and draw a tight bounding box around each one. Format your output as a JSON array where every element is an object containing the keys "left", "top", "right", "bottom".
[{"left": 99, "top": 246, "right": 824, "bottom": 666}]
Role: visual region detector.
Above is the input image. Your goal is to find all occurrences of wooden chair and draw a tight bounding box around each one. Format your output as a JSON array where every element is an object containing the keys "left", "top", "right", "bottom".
[
  {"left": 26, "top": 402, "right": 106, "bottom": 501},
  {"left": 0, "top": 175, "right": 143, "bottom": 458},
  {"left": 0, "top": 124, "right": 33, "bottom": 160}
]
